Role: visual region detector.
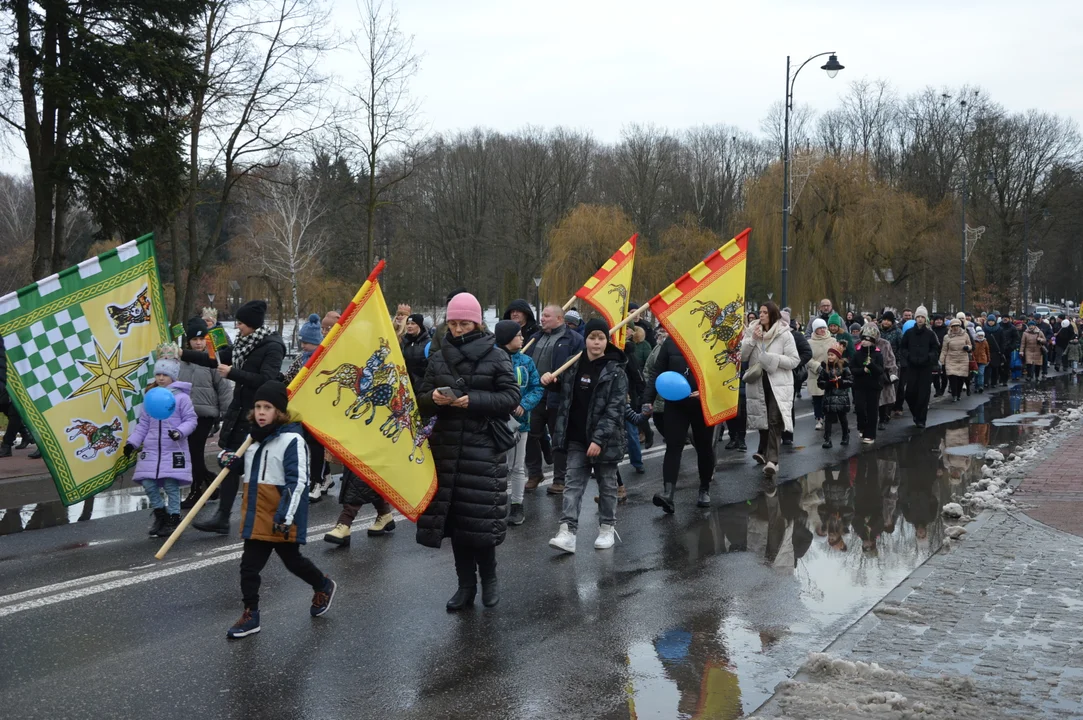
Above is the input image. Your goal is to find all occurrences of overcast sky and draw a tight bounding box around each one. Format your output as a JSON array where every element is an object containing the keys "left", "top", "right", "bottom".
[
  {"left": 2, "top": 0, "right": 1080, "bottom": 173},
  {"left": 343, "top": 0, "right": 1083, "bottom": 142}
]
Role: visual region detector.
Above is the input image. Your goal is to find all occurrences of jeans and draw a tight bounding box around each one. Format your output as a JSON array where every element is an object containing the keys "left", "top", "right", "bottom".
[
  {"left": 561, "top": 441, "right": 618, "bottom": 532},
  {"left": 142, "top": 478, "right": 181, "bottom": 515},
  {"left": 756, "top": 379, "right": 785, "bottom": 465},
  {"left": 975, "top": 364, "right": 987, "bottom": 390},
  {"left": 239, "top": 539, "right": 325, "bottom": 611},
  {"left": 626, "top": 419, "right": 643, "bottom": 469},
  {"left": 506, "top": 420, "right": 529, "bottom": 504}
]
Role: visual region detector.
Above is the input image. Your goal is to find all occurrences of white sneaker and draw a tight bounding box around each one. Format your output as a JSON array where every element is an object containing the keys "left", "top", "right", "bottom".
[
  {"left": 815, "top": 420, "right": 824, "bottom": 431},
  {"left": 548, "top": 523, "right": 576, "bottom": 553},
  {"left": 594, "top": 524, "right": 620, "bottom": 550},
  {"left": 764, "top": 462, "right": 778, "bottom": 478},
  {"left": 862, "top": 437, "right": 875, "bottom": 445}
]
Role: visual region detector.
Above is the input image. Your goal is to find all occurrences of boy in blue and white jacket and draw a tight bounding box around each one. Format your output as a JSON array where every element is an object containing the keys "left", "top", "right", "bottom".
[
  {"left": 495, "top": 320, "right": 543, "bottom": 527},
  {"left": 224, "top": 381, "right": 336, "bottom": 640}
]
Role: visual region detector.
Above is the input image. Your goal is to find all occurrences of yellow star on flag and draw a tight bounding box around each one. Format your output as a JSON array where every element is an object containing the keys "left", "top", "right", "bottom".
[{"left": 69, "top": 340, "right": 146, "bottom": 410}]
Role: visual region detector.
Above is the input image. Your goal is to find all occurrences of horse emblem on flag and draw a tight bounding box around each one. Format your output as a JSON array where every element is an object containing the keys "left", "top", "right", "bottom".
[
  {"left": 106, "top": 286, "right": 152, "bottom": 335},
  {"left": 66, "top": 417, "right": 124, "bottom": 461},
  {"left": 689, "top": 296, "right": 744, "bottom": 389}
]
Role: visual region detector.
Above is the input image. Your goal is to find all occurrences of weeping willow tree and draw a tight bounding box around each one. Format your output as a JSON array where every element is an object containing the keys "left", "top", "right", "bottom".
[{"left": 742, "top": 156, "right": 955, "bottom": 318}]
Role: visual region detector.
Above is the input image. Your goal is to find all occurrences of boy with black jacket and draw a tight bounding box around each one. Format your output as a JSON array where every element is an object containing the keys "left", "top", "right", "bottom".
[{"left": 544, "top": 319, "right": 628, "bottom": 553}]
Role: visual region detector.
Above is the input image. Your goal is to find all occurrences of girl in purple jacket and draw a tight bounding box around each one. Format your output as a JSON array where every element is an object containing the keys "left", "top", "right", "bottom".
[{"left": 124, "top": 346, "right": 199, "bottom": 538}]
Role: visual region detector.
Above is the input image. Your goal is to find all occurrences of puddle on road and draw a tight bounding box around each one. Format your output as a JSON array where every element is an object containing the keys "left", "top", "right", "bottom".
[
  {"left": 0, "top": 486, "right": 149, "bottom": 537},
  {"left": 623, "top": 376, "right": 1083, "bottom": 718}
]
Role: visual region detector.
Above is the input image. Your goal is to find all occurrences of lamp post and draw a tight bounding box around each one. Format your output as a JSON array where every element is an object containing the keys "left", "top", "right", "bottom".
[
  {"left": 533, "top": 276, "right": 542, "bottom": 318},
  {"left": 207, "top": 292, "right": 215, "bottom": 306},
  {"left": 781, "top": 52, "right": 844, "bottom": 309}
]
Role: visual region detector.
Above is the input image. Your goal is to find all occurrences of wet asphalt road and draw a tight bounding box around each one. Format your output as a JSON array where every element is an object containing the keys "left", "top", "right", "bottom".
[{"left": 1, "top": 377, "right": 1079, "bottom": 719}]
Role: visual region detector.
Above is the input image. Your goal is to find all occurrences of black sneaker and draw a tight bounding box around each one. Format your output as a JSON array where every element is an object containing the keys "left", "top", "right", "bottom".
[
  {"left": 0, "top": 444, "right": 11, "bottom": 458},
  {"left": 227, "top": 609, "right": 261, "bottom": 639},
  {"left": 724, "top": 438, "right": 739, "bottom": 450},
  {"left": 311, "top": 577, "right": 336, "bottom": 617},
  {"left": 508, "top": 503, "right": 525, "bottom": 526}
]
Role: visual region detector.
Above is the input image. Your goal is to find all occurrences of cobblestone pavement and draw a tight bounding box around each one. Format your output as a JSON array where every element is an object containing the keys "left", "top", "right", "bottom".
[{"left": 755, "top": 458, "right": 1083, "bottom": 718}]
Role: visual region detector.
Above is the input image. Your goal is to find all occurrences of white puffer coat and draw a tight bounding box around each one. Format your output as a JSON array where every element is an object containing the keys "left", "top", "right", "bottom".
[
  {"left": 806, "top": 331, "right": 837, "bottom": 398},
  {"left": 741, "top": 320, "right": 801, "bottom": 433}
]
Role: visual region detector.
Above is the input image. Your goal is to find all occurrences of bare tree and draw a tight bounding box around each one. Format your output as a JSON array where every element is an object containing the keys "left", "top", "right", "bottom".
[
  {"left": 344, "top": 0, "right": 423, "bottom": 271},
  {"left": 173, "top": 0, "right": 335, "bottom": 321},
  {"left": 244, "top": 163, "right": 328, "bottom": 345},
  {"left": 761, "top": 100, "right": 816, "bottom": 159}
]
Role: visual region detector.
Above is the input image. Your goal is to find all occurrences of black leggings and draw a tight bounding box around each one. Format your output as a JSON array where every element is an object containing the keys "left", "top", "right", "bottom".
[
  {"left": 187, "top": 417, "right": 216, "bottom": 491},
  {"left": 240, "top": 539, "right": 325, "bottom": 611},
  {"left": 662, "top": 399, "right": 715, "bottom": 489},
  {"left": 948, "top": 375, "right": 966, "bottom": 397},
  {"left": 451, "top": 534, "right": 496, "bottom": 586},
  {"left": 853, "top": 384, "right": 879, "bottom": 439}
]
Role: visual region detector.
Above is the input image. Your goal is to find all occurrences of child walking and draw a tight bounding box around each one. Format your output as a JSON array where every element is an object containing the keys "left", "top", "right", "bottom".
[
  {"left": 495, "top": 320, "right": 543, "bottom": 527},
  {"left": 852, "top": 325, "right": 885, "bottom": 444},
  {"left": 226, "top": 381, "right": 335, "bottom": 639},
  {"left": 179, "top": 318, "right": 233, "bottom": 508},
  {"left": 546, "top": 318, "right": 628, "bottom": 553},
  {"left": 124, "top": 345, "right": 199, "bottom": 538},
  {"left": 818, "top": 345, "right": 852, "bottom": 449}
]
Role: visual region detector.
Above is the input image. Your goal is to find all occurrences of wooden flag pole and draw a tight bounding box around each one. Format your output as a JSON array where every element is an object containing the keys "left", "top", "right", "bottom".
[
  {"left": 155, "top": 435, "right": 253, "bottom": 560},
  {"left": 521, "top": 294, "right": 579, "bottom": 354},
  {"left": 546, "top": 303, "right": 653, "bottom": 381}
]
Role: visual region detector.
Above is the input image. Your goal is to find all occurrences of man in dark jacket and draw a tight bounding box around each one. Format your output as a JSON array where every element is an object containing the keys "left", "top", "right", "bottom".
[
  {"left": 930, "top": 314, "right": 949, "bottom": 397},
  {"left": 524, "top": 304, "right": 585, "bottom": 494},
  {"left": 999, "top": 316, "right": 1020, "bottom": 385},
  {"left": 545, "top": 318, "right": 628, "bottom": 553},
  {"left": 899, "top": 306, "right": 939, "bottom": 428},
  {"left": 193, "top": 300, "right": 286, "bottom": 534},
  {"left": 982, "top": 314, "right": 1004, "bottom": 388},
  {"left": 782, "top": 309, "right": 812, "bottom": 446},
  {"left": 502, "top": 299, "right": 541, "bottom": 342}
]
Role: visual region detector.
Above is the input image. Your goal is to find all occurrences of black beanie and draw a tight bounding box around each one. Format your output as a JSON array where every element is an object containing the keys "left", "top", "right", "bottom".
[
  {"left": 236, "top": 300, "right": 267, "bottom": 329},
  {"left": 445, "top": 287, "right": 469, "bottom": 304},
  {"left": 583, "top": 318, "right": 610, "bottom": 340},
  {"left": 185, "top": 316, "right": 208, "bottom": 340},
  {"left": 881, "top": 310, "right": 895, "bottom": 323},
  {"left": 253, "top": 381, "right": 289, "bottom": 413},
  {"left": 494, "top": 319, "right": 521, "bottom": 347},
  {"left": 408, "top": 313, "right": 425, "bottom": 329}
]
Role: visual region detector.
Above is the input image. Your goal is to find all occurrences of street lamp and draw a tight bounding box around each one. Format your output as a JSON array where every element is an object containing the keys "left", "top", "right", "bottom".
[
  {"left": 533, "top": 276, "right": 542, "bottom": 318},
  {"left": 207, "top": 292, "right": 215, "bottom": 306},
  {"left": 781, "top": 51, "right": 844, "bottom": 309}
]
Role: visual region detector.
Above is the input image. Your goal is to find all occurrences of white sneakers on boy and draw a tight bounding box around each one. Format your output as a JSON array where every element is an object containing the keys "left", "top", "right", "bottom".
[
  {"left": 594, "top": 524, "right": 620, "bottom": 549},
  {"left": 549, "top": 523, "right": 576, "bottom": 554}
]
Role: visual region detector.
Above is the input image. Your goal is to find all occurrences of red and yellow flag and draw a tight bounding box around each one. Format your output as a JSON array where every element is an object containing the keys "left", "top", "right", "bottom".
[
  {"left": 286, "top": 262, "right": 436, "bottom": 520},
  {"left": 647, "top": 229, "right": 749, "bottom": 426},
  {"left": 575, "top": 234, "right": 637, "bottom": 348}
]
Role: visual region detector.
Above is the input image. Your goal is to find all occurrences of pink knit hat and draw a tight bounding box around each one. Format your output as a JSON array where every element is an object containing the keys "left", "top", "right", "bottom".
[{"left": 446, "top": 292, "right": 482, "bottom": 324}]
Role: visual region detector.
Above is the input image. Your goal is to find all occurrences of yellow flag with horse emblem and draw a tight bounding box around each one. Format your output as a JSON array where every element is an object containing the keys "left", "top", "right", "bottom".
[
  {"left": 646, "top": 228, "right": 749, "bottom": 426},
  {"left": 575, "top": 234, "right": 637, "bottom": 349},
  {"left": 285, "top": 261, "right": 436, "bottom": 520}
]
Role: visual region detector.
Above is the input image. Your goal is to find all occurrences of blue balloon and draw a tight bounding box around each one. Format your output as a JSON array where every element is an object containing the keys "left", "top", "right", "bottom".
[
  {"left": 424, "top": 341, "right": 432, "bottom": 359},
  {"left": 902, "top": 319, "right": 916, "bottom": 334},
  {"left": 145, "top": 387, "right": 176, "bottom": 420},
  {"left": 656, "top": 371, "right": 692, "bottom": 402}
]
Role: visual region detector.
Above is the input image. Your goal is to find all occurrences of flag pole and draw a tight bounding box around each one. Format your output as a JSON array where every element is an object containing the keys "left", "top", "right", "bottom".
[
  {"left": 545, "top": 303, "right": 652, "bottom": 380},
  {"left": 155, "top": 435, "right": 253, "bottom": 559},
  {"left": 521, "top": 294, "right": 579, "bottom": 354}
]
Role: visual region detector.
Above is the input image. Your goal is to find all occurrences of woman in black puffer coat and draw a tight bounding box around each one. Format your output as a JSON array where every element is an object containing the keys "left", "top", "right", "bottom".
[{"left": 415, "top": 293, "right": 520, "bottom": 611}]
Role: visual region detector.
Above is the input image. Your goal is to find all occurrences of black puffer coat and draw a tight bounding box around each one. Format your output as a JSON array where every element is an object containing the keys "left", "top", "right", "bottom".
[
  {"left": 899, "top": 325, "right": 940, "bottom": 369},
  {"left": 339, "top": 467, "right": 382, "bottom": 506},
  {"left": 641, "top": 337, "right": 698, "bottom": 406},
  {"left": 551, "top": 346, "right": 629, "bottom": 463},
  {"left": 218, "top": 332, "right": 286, "bottom": 447},
  {"left": 400, "top": 332, "right": 429, "bottom": 390},
  {"left": 415, "top": 330, "right": 520, "bottom": 549}
]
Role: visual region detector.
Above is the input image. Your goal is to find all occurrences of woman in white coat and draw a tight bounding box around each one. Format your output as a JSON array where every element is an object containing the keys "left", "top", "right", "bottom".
[{"left": 740, "top": 301, "right": 800, "bottom": 492}]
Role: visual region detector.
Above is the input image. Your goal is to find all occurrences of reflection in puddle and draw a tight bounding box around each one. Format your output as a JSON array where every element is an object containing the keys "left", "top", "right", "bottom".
[
  {"left": 0, "top": 487, "right": 148, "bottom": 536},
  {"left": 624, "top": 378, "right": 1082, "bottom": 717}
]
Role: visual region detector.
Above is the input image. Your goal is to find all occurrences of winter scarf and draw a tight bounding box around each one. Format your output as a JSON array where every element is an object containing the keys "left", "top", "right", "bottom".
[{"left": 232, "top": 325, "right": 272, "bottom": 371}]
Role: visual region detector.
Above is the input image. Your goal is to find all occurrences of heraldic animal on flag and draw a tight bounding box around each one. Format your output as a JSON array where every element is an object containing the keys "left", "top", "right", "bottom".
[
  {"left": 0, "top": 234, "right": 170, "bottom": 505},
  {"left": 574, "top": 234, "right": 636, "bottom": 350},
  {"left": 647, "top": 228, "right": 749, "bottom": 426},
  {"left": 286, "top": 261, "right": 437, "bottom": 521}
]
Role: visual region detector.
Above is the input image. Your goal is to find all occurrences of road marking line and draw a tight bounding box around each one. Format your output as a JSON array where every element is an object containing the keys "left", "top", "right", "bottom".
[{"left": 0, "top": 570, "right": 132, "bottom": 606}]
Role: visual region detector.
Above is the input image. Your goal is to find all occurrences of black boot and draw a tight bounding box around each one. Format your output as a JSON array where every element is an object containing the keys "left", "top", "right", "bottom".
[
  {"left": 737, "top": 434, "right": 747, "bottom": 451},
  {"left": 822, "top": 423, "right": 833, "bottom": 449},
  {"left": 148, "top": 508, "right": 167, "bottom": 536},
  {"left": 841, "top": 428, "right": 850, "bottom": 446},
  {"left": 480, "top": 578, "right": 499, "bottom": 608},
  {"left": 446, "top": 585, "right": 476, "bottom": 611},
  {"left": 0, "top": 444, "right": 11, "bottom": 458},
  {"left": 652, "top": 483, "right": 676, "bottom": 514},
  {"left": 15, "top": 436, "right": 32, "bottom": 450},
  {"left": 724, "top": 437, "right": 738, "bottom": 450},
  {"left": 156, "top": 513, "right": 180, "bottom": 538},
  {"left": 192, "top": 509, "right": 230, "bottom": 535},
  {"left": 180, "top": 484, "right": 203, "bottom": 510}
]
